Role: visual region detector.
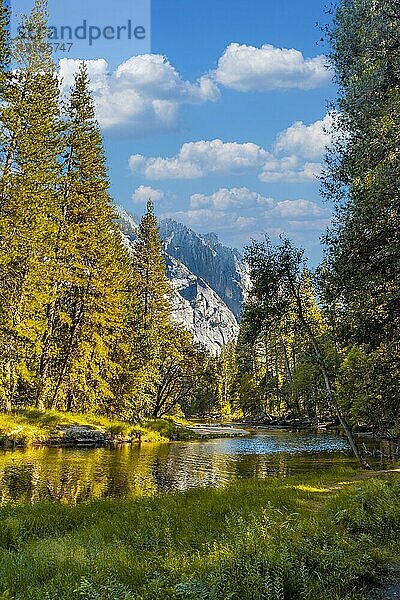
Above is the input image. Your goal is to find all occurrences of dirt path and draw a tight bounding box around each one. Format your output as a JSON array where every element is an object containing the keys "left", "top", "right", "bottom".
[{"left": 356, "top": 468, "right": 400, "bottom": 479}]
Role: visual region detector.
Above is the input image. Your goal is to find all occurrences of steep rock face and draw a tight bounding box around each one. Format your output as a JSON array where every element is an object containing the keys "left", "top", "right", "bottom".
[
  {"left": 165, "top": 255, "right": 239, "bottom": 353},
  {"left": 159, "top": 219, "right": 248, "bottom": 321},
  {"left": 117, "top": 207, "right": 246, "bottom": 354}
]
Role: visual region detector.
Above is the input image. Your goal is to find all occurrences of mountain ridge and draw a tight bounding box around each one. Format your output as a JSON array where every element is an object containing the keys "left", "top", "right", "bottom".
[{"left": 116, "top": 206, "right": 248, "bottom": 354}]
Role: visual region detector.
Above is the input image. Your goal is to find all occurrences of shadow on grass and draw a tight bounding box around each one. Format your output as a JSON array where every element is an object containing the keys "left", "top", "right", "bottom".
[{"left": 0, "top": 473, "right": 399, "bottom": 599}]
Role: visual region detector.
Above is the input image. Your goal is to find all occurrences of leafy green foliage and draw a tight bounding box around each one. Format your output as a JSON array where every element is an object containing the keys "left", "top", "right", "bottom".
[
  {"left": 321, "top": 0, "right": 400, "bottom": 434},
  {"left": 239, "top": 237, "right": 370, "bottom": 468},
  {"left": 184, "top": 342, "right": 241, "bottom": 420}
]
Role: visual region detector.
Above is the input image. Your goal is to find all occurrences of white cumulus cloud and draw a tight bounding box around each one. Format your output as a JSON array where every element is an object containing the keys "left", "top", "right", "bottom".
[
  {"left": 129, "top": 139, "right": 268, "bottom": 180},
  {"left": 162, "top": 188, "right": 332, "bottom": 249},
  {"left": 259, "top": 156, "right": 323, "bottom": 183},
  {"left": 272, "top": 199, "right": 330, "bottom": 218},
  {"left": 213, "top": 43, "right": 331, "bottom": 92},
  {"left": 274, "top": 113, "right": 334, "bottom": 160},
  {"left": 58, "top": 45, "right": 331, "bottom": 137},
  {"left": 190, "top": 187, "right": 274, "bottom": 210},
  {"left": 132, "top": 185, "right": 165, "bottom": 203},
  {"left": 129, "top": 114, "right": 333, "bottom": 184},
  {"left": 59, "top": 55, "right": 219, "bottom": 136}
]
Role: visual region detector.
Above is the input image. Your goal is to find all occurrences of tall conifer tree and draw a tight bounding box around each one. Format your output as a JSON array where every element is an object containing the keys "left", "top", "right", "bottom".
[
  {"left": 0, "top": 0, "right": 62, "bottom": 412},
  {"left": 133, "top": 200, "right": 171, "bottom": 333},
  {"left": 48, "top": 63, "right": 131, "bottom": 412},
  {"left": 126, "top": 201, "right": 173, "bottom": 417}
]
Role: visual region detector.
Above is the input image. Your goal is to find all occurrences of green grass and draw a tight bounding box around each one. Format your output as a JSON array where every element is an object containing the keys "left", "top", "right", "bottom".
[
  {"left": 0, "top": 471, "right": 399, "bottom": 599},
  {"left": 0, "top": 409, "right": 196, "bottom": 447}
]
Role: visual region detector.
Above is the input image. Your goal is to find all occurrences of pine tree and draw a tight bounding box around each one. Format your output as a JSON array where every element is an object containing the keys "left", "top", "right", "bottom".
[
  {"left": 0, "top": 0, "right": 13, "bottom": 413},
  {"left": 0, "top": 0, "right": 10, "bottom": 122},
  {"left": 46, "top": 62, "right": 132, "bottom": 412},
  {"left": 0, "top": 0, "right": 62, "bottom": 412},
  {"left": 133, "top": 200, "right": 171, "bottom": 333},
  {"left": 125, "top": 201, "right": 174, "bottom": 418},
  {"left": 0, "top": 1, "right": 205, "bottom": 423}
]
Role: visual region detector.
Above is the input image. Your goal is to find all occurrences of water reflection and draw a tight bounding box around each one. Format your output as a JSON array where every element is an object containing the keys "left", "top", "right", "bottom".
[{"left": 0, "top": 430, "right": 396, "bottom": 503}]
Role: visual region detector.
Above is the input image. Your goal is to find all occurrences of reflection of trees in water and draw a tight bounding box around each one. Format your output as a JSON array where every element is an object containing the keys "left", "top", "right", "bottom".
[
  {"left": 0, "top": 448, "right": 302, "bottom": 501},
  {"left": 42, "top": 450, "right": 96, "bottom": 502},
  {"left": 233, "top": 454, "right": 264, "bottom": 479},
  {"left": 0, "top": 434, "right": 396, "bottom": 503},
  {"left": 128, "top": 444, "right": 170, "bottom": 495},
  {"left": 151, "top": 459, "right": 175, "bottom": 491},
  {"left": 2, "top": 462, "right": 36, "bottom": 501},
  {"left": 155, "top": 444, "right": 243, "bottom": 490},
  {"left": 361, "top": 438, "right": 400, "bottom": 466},
  {"left": 0, "top": 445, "right": 170, "bottom": 502},
  {"left": 0, "top": 448, "right": 101, "bottom": 502},
  {"left": 231, "top": 453, "right": 294, "bottom": 479},
  {"left": 103, "top": 446, "right": 133, "bottom": 498},
  {"left": 103, "top": 445, "right": 159, "bottom": 498}
]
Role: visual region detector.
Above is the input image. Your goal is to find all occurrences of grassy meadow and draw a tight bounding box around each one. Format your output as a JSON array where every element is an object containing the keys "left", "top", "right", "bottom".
[{"left": 0, "top": 471, "right": 399, "bottom": 599}]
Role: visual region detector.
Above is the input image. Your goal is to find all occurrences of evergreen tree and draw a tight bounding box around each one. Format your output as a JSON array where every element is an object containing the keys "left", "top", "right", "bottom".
[
  {"left": 133, "top": 200, "right": 171, "bottom": 333},
  {"left": 244, "top": 237, "right": 370, "bottom": 469},
  {"left": 126, "top": 200, "right": 173, "bottom": 417},
  {"left": 46, "top": 62, "right": 132, "bottom": 412},
  {"left": 0, "top": 0, "right": 208, "bottom": 423},
  {"left": 0, "top": 0, "right": 62, "bottom": 412}
]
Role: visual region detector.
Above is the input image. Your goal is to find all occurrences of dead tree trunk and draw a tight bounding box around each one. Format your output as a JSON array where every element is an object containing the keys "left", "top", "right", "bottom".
[{"left": 291, "top": 284, "right": 371, "bottom": 470}]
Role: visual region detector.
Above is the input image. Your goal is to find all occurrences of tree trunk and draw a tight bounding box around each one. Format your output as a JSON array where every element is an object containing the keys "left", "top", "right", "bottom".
[
  {"left": 66, "top": 390, "right": 74, "bottom": 412},
  {"left": 300, "top": 315, "right": 371, "bottom": 470},
  {"left": 280, "top": 335, "right": 301, "bottom": 416},
  {"left": 281, "top": 336, "right": 294, "bottom": 388},
  {"left": 4, "top": 360, "right": 14, "bottom": 414},
  {"left": 152, "top": 393, "right": 162, "bottom": 419},
  {"left": 36, "top": 199, "right": 71, "bottom": 410},
  {"left": 51, "top": 296, "right": 84, "bottom": 409},
  {"left": 263, "top": 335, "right": 270, "bottom": 411},
  {"left": 36, "top": 300, "right": 57, "bottom": 409}
]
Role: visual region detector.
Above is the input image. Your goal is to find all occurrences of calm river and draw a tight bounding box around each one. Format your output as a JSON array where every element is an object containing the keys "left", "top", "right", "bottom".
[{"left": 0, "top": 429, "right": 396, "bottom": 503}]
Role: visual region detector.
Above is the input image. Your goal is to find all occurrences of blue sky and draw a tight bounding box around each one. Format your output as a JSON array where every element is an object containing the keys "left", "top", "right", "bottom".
[{"left": 13, "top": 0, "right": 336, "bottom": 263}]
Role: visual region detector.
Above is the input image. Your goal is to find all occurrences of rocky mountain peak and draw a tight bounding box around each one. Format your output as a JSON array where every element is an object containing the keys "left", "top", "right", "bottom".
[{"left": 116, "top": 207, "right": 248, "bottom": 354}]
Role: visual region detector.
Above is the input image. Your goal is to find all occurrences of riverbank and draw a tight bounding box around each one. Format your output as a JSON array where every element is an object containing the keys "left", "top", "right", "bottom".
[
  {"left": 186, "top": 423, "right": 249, "bottom": 437},
  {"left": 0, "top": 409, "right": 199, "bottom": 448},
  {"left": 0, "top": 470, "right": 399, "bottom": 599}
]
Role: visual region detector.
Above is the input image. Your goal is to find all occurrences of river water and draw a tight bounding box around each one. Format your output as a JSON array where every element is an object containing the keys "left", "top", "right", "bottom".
[{"left": 0, "top": 429, "right": 397, "bottom": 503}]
